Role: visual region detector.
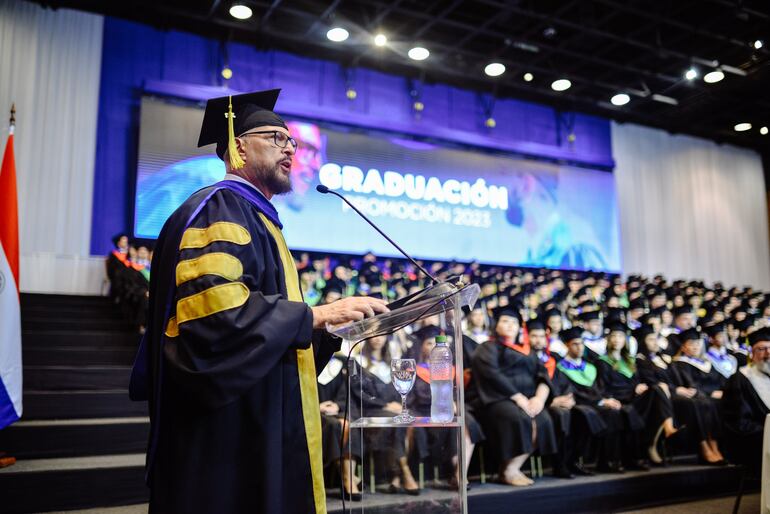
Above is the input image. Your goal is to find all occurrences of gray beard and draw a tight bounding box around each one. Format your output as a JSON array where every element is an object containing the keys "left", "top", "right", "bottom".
[
  {"left": 258, "top": 163, "right": 292, "bottom": 195},
  {"left": 756, "top": 360, "right": 770, "bottom": 376}
]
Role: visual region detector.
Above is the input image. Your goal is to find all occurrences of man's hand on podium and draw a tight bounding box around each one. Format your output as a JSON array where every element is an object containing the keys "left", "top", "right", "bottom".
[{"left": 311, "top": 296, "right": 389, "bottom": 329}]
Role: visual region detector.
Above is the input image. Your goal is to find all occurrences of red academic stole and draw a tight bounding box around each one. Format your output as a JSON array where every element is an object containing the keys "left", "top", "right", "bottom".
[
  {"left": 498, "top": 337, "right": 530, "bottom": 355},
  {"left": 112, "top": 250, "right": 130, "bottom": 267},
  {"left": 543, "top": 354, "right": 556, "bottom": 379},
  {"left": 416, "top": 363, "right": 456, "bottom": 384}
]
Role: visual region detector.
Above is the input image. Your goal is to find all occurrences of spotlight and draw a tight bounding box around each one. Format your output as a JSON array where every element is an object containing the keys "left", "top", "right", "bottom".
[
  {"left": 374, "top": 34, "right": 387, "bottom": 47},
  {"left": 229, "top": 4, "right": 253, "bottom": 20},
  {"left": 734, "top": 123, "right": 752, "bottom": 132},
  {"left": 484, "top": 63, "right": 505, "bottom": 77},
  {"left": 760, "top": 126, "right": 769, "bottom": 135},
  {"left": 551, "top": 79, "right": 571, "bottom": 91},
  {"left": 326, "top": 27, "right": 349, "bottom": 42},
  {"left": 703, "top": 70, "right": 724, "bottom": 83},
  {"left": 485, "top": 117, "right": 496, "bottom": 128},
  {"left": 221, "top": 66, "right": 233, "bottom": 80},
  {"left": 610, "top": 93, "right": 630, "bottom": 106},
  {"left": 408, "top": 47, "right": 430, "bottom": 61},
  {"left": 685, "top": 68, "right": 698, "bottom": 80},
  {"left": 754, "top": 39, "right": 763, "bottom": 50},
  {"left": 346, "top": 88, "right": 357, "bottom": 100},
  {"left": 523, "top": 72, "right": 534, "bottom": 82},
  {"left": 413, "top": 101, "right": 425, "bottom": 112}
]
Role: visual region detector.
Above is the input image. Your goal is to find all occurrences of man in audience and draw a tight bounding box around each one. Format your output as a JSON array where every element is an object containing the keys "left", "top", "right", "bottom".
[{"left": 722, "top": 328, "right": 770, "bottom": 474}]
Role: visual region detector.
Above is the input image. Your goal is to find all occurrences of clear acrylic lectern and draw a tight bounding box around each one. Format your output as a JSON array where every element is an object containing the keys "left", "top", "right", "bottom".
[{"left": 331, "top": 281, "right": 480, "bottom": 513}]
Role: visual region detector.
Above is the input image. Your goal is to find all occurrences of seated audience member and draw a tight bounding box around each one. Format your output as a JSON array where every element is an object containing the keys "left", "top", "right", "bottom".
[
  {"left": 123, "top": 241, "right": 152, "bottom": 331},
  {"left": 407, "top": 326, "right": 483, "bottom": 489},
  {"left": 470, "top": 308, "right": 557, "bottom": 486},
  {"left": 665, "top": 306, "right": 697, "bottom": 356},
  {"left": 544, "top": 309, "right": 567, "bottom": 359},
  {"left": 530, "top": 321, "right": 598, "bottom": 477},
  {"left": 580, "top": 310, "right": 606, "bottom": 362},
  {"left": 105, "top": 232, "right": 131, "bottom": 300},
  {"left": 722, "top": 328, "right": 770, "bottom": 474},
  {"left": 317, "top": 353, "right": 359, "bottom": 500},
  {"left": 596, "top": 322, "right": 658, "bottom": 470},
  {"left": 671, "top": 328, "right": 726, "bottom": 464},
  {"left": 557, "top": 327, "right": 630, "bottom": 473},
  {"left": 463, "top": 305, "right": 489, "bottom": 344},
  {"left": 704, "top": 323, "right": 738, "bottom": 380},
  {"left": 350, "top": 336, "right": 419, "bottom": 495}
]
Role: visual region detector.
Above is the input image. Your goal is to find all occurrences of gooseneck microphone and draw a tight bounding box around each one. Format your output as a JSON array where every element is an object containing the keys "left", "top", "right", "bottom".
[{"left": 316, "top": 184, "right": 439, "bottom": 284}]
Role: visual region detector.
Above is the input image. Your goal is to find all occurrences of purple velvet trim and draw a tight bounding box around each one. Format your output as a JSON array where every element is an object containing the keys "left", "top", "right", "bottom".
[{"left": 216, "top": 180, "right": 283, "bottom": 229}]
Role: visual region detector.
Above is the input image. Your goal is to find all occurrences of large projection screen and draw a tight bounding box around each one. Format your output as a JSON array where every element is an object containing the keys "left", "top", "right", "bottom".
[{"left": 134, "top": 96, "right": 621, "bottom": 271}]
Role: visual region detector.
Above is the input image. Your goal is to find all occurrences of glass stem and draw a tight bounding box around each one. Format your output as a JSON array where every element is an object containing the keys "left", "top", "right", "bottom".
[{"left": 401, "top": 394, "right": 407, "bottom": 415}]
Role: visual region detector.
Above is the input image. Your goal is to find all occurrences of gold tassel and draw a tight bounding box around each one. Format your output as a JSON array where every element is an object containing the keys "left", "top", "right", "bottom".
[{"left": 226, "top": 96, "right": 245, "bottom": 170}]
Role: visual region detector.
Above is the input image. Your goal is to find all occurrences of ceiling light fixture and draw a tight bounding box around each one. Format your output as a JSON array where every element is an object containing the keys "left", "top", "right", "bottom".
[
  {"left": 760, "top": 126, "right": 769, "bottom": 135},
  {"left": 651, "top": 94, "right": 679, "bottom": 106},
  {"left": 703, "top": 70, "right": 724, "bottom": 83},
  {"left": 523, "top": 72, "right": 534, "bottom": 82},
  {"left": 754, "top": 40, "right": 764, "bottom": 50},
  {"left": 551, "top": 79, "right": 571, "bottom": 92},
  {"left": 610, "top": 93, "right": 630, "bottom": 106},
  {"left": 408, "top": 47, "right": 430, "bottom": 61},
  {"left": 374, "top": 34, "right": 387, "bottom": 47},
  {"left": 326, "top": 27, "right": 349, "bottom": 42},
  {"left": 734, "top": 123, "right": 752, "bottom": 132},
  {"left": 229, "top": 4, "right": 253, "bottom": 20},
  {"left": 484, "top": 63, "right": 506, "bottom": 77},
  {"left": 685, "top": 68, "right": 698, "bottom": 80}
]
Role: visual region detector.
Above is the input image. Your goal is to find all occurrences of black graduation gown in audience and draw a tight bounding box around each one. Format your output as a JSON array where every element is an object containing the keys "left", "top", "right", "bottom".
[
  {"left": 721, "top": 366, "right": 770, "bottom": 473},
  {"left": 664, "top": 333, "right": 682, "bottom": 357},
  {"left": 317, "top": 356, "right": 346, "bottom": 467},
  {"left": 471, "top": 339, "right": 557, "bottom": 460},
  {"left": 348, "top": 357, "right": 407, "bottom": 479},
  {"left": 671, "top": 357, "right": 723, "bottom": 440},
  {"left": 143, "top": 186, "right": 340, "bottom": 514},
  {"left": 106, "top": 250, "right": 129, "bottom": 300},
  {"left": 408, "top": 365, "right": 457, "bottom": 476}
]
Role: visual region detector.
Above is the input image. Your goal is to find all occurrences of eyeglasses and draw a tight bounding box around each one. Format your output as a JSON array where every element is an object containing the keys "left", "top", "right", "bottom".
[{"left": 239, "top": 130, "right": 297, "bottom": 149}]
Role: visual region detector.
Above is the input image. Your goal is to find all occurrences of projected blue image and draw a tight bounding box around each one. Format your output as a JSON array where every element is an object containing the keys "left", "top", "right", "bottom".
[{"left": 134, "top": 99, "right": 620, "bottom": 271}]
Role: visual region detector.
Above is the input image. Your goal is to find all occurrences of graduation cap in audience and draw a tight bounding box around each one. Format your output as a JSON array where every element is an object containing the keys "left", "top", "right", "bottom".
[
  {"left": 491, "top": 305, "right": 521, "bottom": 322},
  {"left": 735, "top": 317, "right": 755, "bottom": 333},
  {"left": 525, "top": 318, "right": 546, "bottom": 332},
  {"left": 679, "top": 328, "right": 702, "bottom": 343},
  {"left": 544, "top": 308, "right": 563, "bottom": 321},
  {"left": 703, "top": 323, "right": 725, "bottom": 337},
  {"left": 748, "top": 328, "right": 770, "bottom": 345},
  {"left": 198, "top": 89, "right": 286, "bottom": 169},
  {"left": 412, "top": 324, "right": 443, "bottom": 343},
  {"left": 578, "top": 310, "right": 602, "bottom": 322},
  {"left": 111, "top": 232, "right": 129, "bottom": 247},
  {"left": 560, "top": 327, "right": 584, "bottom": 343},
  {"left": 605, "top": 320, "right": 628, "bottom": 335},
  {"left": 632, "top": 324, "right": 655, "bottom": 343},
  {"left": 628, "top": 298, "right": 647, "bottom": 311},
  {"left": 671, "top": 305, "right": 693, "bottom": 318}
]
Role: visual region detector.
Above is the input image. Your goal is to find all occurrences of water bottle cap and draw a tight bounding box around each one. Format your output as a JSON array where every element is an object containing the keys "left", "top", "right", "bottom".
[{"left": 435, "top": 334, "right": 447, "bottom": 343}]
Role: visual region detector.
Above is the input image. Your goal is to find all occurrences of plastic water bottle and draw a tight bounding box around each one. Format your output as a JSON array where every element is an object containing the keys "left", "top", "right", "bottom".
[{"left": 430, "top": 334, "right": 454, "bottom": 423}]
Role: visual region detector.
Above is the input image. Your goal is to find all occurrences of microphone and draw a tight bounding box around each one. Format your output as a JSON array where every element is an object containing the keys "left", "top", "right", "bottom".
[{"left": 316, "top": 185, "right": 439, "bottom": 284}]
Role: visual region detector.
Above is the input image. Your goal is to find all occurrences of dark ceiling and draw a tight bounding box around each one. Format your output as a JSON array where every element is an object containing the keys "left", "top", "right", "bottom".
[{"left": 34, "top": 0, "right": 770, "bottom": 152}]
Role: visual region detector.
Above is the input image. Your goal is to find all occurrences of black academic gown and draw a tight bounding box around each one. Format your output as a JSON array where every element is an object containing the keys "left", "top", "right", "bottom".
[
  {"left": 721, "top": 367, "right": 770, "bottom": 473},
  {"left": 318, "top": 357, "right": 346, "bottom": 467},
  {"left": 470, "top": 339, "right": 557, "bottom": 460},
  {"left": 144, "top": 186, "right": 340, "bottom": 514},
  {"left": 671, "top": 358, "right": 723, "bottom": 440}
]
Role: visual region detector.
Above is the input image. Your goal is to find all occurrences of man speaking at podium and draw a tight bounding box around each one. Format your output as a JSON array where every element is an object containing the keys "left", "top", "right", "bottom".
[{"left": 142, "top": 89, "right": 387, "bottom": 514}]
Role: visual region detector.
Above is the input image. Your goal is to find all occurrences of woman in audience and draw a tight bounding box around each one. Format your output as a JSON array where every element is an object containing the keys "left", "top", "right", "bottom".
[
  {"left": 671, "top": 329, "right": 726, "bottom": 464},
  {"left": 463, "top": 305, "right": 489, "bottom": 344},
  {"left": 470, "top": 307, "right": 557, "bottom": 486}
]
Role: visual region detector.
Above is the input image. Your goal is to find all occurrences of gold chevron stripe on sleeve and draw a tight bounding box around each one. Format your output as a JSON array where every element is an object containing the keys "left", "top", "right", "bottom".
[
  {"left": 175, "top": 252, "right": 243, "bottom": 286},
  {"left": 165, "top": 316, "right": 179, "bottom": 338},
  {"left": 176, "top": 282, "right": 250, "bottom": 326},
  {"left": 179, "top": 222, "right": 251, "bottom": 250}
]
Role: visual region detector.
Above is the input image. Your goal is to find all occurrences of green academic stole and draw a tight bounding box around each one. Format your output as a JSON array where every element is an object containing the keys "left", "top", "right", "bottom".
[
  {"left": 599, "top": 355, "right": 635, "bottom": 379},
  {"left": 259, "top": 213, "right": 326, "bottom": 514},
  {"left": 557, "top": 360, "right": 598, "bottom": 387}
]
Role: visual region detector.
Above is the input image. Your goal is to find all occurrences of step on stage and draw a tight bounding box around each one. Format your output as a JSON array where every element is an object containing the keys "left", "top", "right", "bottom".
[{"left": 327, "top": 463, "right": 743, "bottom": 514}]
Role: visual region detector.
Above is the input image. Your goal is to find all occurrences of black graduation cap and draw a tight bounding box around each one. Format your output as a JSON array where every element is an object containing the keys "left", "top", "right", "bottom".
[
  {"left": 525, "top": 318, "right": 546, "bottom": 332},
  {"left": 679, "top": 328, "right": 702, "bottom": 343},
  {"left": 578, "top": 310, "right": 601, "bottom": 322},
  {"left": 748, "top": 328, "right": 770, "bottom": 345},
  {"left": 703, "top": 323, "right": 725, "bottom": 337},
  {"left": 672, "top": 305, "right": 693, "bottom": 318},
  {"left": 632, "top": 324, "right": 655, "bottom": 343},
  {"left": 605, "top": 320, "right": 628, "bottom": 335},
  {"left": 111, "top": 232, "right": 129, "bottom": 247},
  {"left": 560, "top": 327, "right": 584, "bottom": 343},
  {"left": 491, "top": 305, "right": 521, "bottom": 322},
  {"left": 197, "top": 89, "right": 287, "bottom": 166}
]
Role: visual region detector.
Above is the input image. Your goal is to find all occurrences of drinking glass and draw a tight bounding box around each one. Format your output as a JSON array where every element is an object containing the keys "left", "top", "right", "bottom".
[{"left": 390, "top": 358, "right": 417, "bottom": 424}]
